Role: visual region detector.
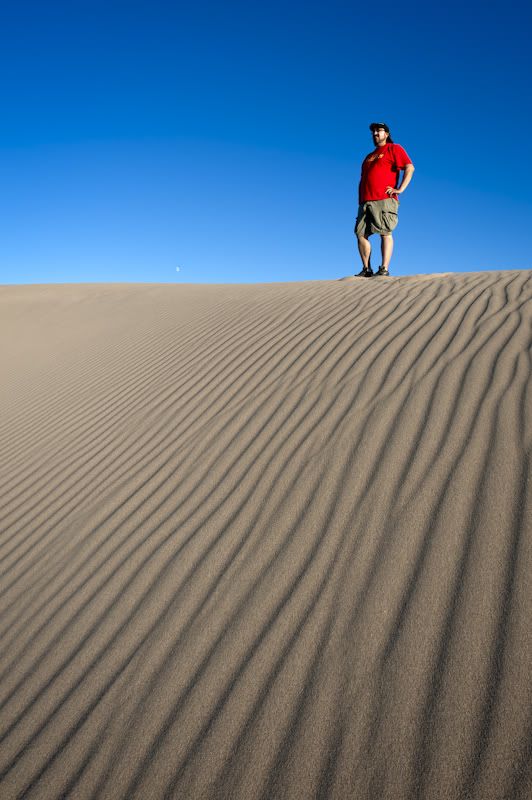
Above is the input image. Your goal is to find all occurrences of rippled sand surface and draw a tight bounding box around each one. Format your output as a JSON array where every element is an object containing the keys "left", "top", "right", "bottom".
[{"left": 1, "top": 271, "right": 531, "bottom": 800}]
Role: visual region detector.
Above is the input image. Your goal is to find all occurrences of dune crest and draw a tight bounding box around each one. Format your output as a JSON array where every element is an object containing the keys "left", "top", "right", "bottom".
[{"left": 1, "top": 271, "right": 531, "bottom": 800}]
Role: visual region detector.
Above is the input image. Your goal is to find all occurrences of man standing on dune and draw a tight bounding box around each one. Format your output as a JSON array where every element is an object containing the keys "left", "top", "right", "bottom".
[{"left": 355, "top": 122, "right": 414, "bottom": 277}]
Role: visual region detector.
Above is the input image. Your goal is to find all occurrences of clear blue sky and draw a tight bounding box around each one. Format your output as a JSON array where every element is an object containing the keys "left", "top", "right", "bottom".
[{"left": 1, "top": 0, "right": 530, "bottom": 284}]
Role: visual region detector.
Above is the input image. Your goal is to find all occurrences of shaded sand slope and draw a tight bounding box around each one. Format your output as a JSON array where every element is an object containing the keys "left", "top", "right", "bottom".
[{"left": 0, "top": 271, "right": 531, "bottom": 800}]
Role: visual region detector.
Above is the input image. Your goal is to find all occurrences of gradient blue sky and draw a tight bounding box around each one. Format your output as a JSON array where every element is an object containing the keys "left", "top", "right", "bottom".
[{"left": 1, "top": 0, "right": 530, "bottom": 284}]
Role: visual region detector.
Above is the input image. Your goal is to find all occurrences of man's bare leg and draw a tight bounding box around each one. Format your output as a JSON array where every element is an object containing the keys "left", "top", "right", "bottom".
[
  {"left": 357, "top": 235, "right": 372, "bottom": 270},
  {"left": 381, "top": 234, "right": 394, "bottom": 269}
]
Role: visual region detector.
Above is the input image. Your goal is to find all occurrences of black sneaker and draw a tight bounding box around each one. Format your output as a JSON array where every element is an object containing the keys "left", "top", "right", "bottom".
[
  {"left": 375, "top": 266, "right": 390, "bottom": 277},
  {"left": 355, "top": 266, "right": 374, "bottom": 278}
]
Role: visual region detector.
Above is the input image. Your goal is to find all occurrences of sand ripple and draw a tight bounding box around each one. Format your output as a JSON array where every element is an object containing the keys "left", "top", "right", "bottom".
[{"left": 1, "top": 272, "right": 531, "bottom": 799}]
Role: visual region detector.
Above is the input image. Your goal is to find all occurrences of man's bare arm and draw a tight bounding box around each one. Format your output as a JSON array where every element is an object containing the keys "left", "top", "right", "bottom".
[{"left": 386, "top": 164, "right": 415, "bottom": 197}]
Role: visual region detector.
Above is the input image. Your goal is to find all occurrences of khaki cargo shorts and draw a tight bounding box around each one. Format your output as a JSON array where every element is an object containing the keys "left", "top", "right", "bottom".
[{"left": 355, "top": 197, "right": 399, "bottom": 238}]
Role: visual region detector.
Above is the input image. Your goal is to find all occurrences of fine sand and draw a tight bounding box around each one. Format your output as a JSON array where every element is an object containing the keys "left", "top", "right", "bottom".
[{"left": 0, "top": 271, "right": 531, "bottom": 800}]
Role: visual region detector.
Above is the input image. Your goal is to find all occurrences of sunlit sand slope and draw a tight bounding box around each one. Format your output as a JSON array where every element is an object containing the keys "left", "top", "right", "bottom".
[{"left": 0, "top": 271, "right": 531, "bottom": 800}]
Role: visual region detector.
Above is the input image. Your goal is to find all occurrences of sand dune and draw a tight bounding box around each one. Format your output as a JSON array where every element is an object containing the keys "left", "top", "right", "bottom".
[{"left": 0, "top": 271, "right": 531, "bottom": 800}]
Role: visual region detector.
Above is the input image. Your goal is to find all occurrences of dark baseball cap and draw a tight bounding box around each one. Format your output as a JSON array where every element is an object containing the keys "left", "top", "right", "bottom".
[{"left": 369, "top": 122, "right": 390, "bottom": 133}]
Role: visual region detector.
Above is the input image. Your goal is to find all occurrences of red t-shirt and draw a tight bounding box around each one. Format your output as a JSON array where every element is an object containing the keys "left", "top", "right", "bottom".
[{"left": 358, "top": 143, "right": 412, "bottom": 203}]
